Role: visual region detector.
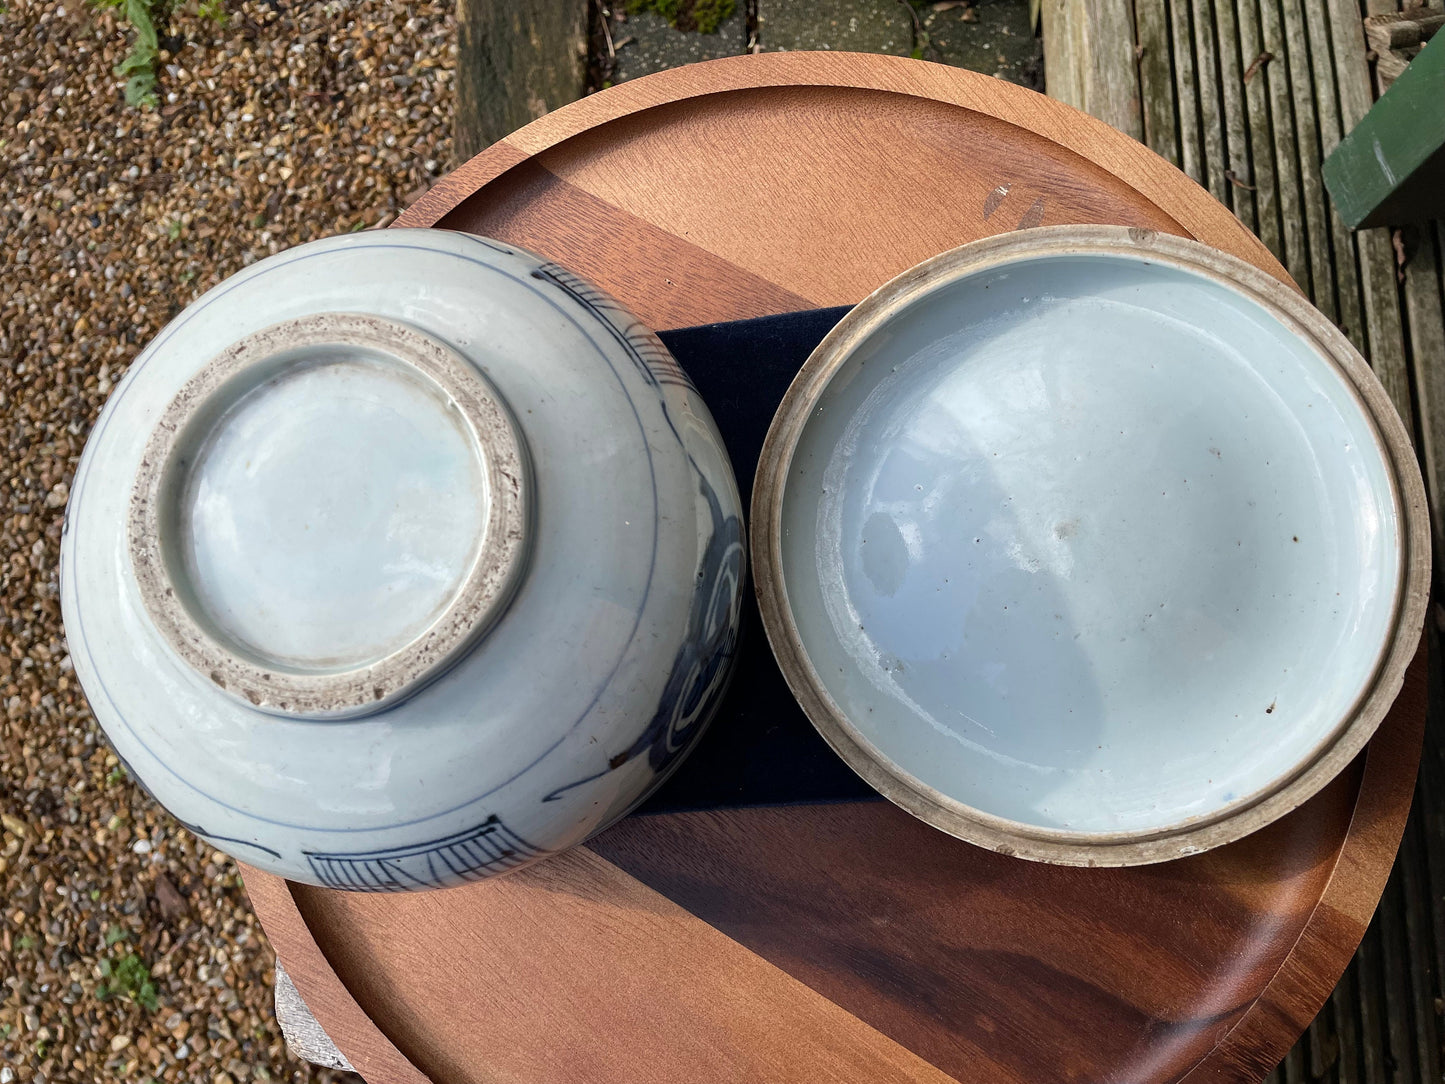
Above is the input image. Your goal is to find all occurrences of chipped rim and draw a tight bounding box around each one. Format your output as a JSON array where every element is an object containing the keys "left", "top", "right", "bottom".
[
  {"left": 751, "top": 225, "right": 1431, "bottom": 866},
  {"left": 128, "top": 311, "right": 533, "bottom": 720}
]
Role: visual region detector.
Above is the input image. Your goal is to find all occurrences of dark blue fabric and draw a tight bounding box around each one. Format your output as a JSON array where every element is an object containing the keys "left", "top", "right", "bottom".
[{"left": 638, "top": 306, "right": 880, "bottom": 813}]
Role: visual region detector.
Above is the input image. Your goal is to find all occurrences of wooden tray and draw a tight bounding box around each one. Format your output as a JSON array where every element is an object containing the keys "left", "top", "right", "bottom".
[{"left": 242, "top": 53, "right": 1427, "bottom": 1084}]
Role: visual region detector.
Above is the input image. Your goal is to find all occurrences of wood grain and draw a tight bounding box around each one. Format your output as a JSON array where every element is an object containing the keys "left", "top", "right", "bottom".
[
  {"left": 1168, "top": 0, "right": 1206, "bottom": 191},
  {"left": 1237, "top": 0, "right": 1283, "bottom": 266},
  {"left": 1304, "top": 0, "right": 1366, "bottom": 388},
  {"left": 593, "top": 787, "right": 1349, "bottom": 1084},
  {"left": 398, "top": 54, "right": 1283, "bottom": 290},
  {"left": 1258, "top": 0, "right": 1313, "bottom": 298},
  {"left": 1134, "top": 0, "right": 1180, "bottom": 168},
  {"left": 1176, "top": 648, "right": 1426, "bottom": 1083},
  {"left": 1280, "top": 0, "right": 1338, "bottom": 324},
  {"left": 249, "top": 54, "right": 1426, "bottom": 1084},
  {"left": 1403, "top": 226, "right": 1445, "bottom": 576},
  {"left": 1040, "top": 0, "right": 1143, "bottom": 140},
  {"left": 454, "top": 0, "right": 586, "bottom": 162},
  {"left": 1324, "top": 0, "right": 1416, "bottom": 441},
  {"left": 286, "top": 847, "right": 965, "bottom": 1084},
  {"left": 244, "top": 873, "right": 429, "bottom": 1084},
  {"left": 528, "top": 86, "right": 1183, "bottom": 307},
  {"left": 1212, "top": 0, "right": 1256, "bottom": 229},
  {"left": 1191, "top": 0, "right": 1231, "bottom": 209}
]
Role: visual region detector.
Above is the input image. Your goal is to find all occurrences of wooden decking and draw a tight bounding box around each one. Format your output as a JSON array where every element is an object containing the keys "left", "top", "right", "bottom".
[{"left": 1048, "top": 3, "right": 1445, "bottom": 1080}]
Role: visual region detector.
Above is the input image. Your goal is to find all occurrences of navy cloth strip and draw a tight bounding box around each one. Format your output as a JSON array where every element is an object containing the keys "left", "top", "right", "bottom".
[{"left": 638, "top": 306, "right": 880, "bottom": 814}]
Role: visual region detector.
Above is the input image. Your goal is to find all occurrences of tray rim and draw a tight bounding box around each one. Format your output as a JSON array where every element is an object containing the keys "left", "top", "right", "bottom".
[
  {"left": 394, "top": 51, "right": 1283, "bottom": 287},
  {"left": 247, "top": 52, "right": 1427, "bottom": 1084}
]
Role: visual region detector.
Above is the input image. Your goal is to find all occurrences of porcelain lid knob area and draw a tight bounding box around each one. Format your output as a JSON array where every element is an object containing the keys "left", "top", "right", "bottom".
[{"left": 127, "top": 311, "right": 532, "bottom": 719}]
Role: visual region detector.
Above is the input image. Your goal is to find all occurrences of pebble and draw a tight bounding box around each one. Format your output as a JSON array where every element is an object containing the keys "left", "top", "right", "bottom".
[{"left": 1, "top": 0, "right": 453, "bottom": 1080}]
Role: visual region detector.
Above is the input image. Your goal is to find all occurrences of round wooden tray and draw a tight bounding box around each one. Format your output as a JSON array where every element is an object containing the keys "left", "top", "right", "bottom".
[{"left": 243, "top": 53, "right": 1426, "bottom": 1084}]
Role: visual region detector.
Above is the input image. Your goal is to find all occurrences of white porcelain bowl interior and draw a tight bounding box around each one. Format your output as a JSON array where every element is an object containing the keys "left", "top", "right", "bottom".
[{"left": 758, "top": 228, "right": 1426, "bottom": 862}]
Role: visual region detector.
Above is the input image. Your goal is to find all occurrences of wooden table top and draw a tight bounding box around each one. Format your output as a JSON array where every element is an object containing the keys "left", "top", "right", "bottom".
[{"left": 243, "top": 53, "right": 1426, "bottom": 1084}]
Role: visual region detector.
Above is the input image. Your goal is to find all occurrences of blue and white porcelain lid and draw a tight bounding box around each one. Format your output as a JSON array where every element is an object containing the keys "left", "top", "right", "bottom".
[{"left": 752, "top": 226, "right": 1430, "bottom": 865}]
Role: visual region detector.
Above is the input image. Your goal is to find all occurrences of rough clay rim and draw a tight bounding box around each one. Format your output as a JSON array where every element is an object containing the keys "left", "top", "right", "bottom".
[
  {"left": 751, "top": 224, "right": 1431, "bottom": 867},
  {"left": 128, "top": 311, "right": 532, "bottom": 720}
]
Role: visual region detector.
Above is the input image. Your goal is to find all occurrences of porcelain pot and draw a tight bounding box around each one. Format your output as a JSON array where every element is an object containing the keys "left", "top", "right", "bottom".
[{"left": 61, "top": 230, "right": 745, "bottom": 890}]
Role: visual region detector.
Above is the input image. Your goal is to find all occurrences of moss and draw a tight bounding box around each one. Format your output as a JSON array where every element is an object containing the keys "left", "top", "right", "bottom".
[{"left": 626, "top": 0, "right": 735, "bottom": 34}]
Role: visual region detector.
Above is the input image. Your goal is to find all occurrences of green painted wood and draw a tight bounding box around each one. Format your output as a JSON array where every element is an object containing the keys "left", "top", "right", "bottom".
[
  {"left": 1324, "top": 38, "right": 1445, "bottom": 228},
  {"left": 1318, "top": 6, "right": 1370, "bottom": 354},
  {"left": 1324, "top": 0, "right": 1415, "bottom": 443}
]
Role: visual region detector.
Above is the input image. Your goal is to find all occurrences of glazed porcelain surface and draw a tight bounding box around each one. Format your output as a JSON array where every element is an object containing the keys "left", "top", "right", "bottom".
[
  {"left": 754, "top": 227, "right": 1428, "bottom": 864},
  {"left": 62, "top": 229, "right": 745, "bottom": 889}
]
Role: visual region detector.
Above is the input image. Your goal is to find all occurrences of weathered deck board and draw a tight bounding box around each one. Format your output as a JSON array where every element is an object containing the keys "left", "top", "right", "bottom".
[
  {"left": 1327, "top": 0, "right": 1415, "bottom": 436},
  {"left": 1237, "top": 0, "right": 1283, "bottom": 255},
  {"left": 1191, "top": 0, "right": 1233, "bottom": 206},
  {"left": 1400, "top": 815, "right": 1442, "bottom": 1084},
  {"left": 1258, "top": 0, "right": 1314, "bottom": 294},
  {"left": 1040, "top": 0, "right": 1145, "bottom": 138},
  {"left": 1404, "top": 226, "right": 1445, "bottom": 570},
  {"left": 1135, "top": 0, "right": 1179, "bottom": 164},
  {"left": 1421, "top": 626, "right": 1445, "bottom": 1068},
  {"left": 1169, "top": 0, "right": 1207, "bottom": 185},
  {"left": 454, "top": 0, "right": 587, "bottom": 162},
  {"left": 1305, "top": 2, "right": 1367, "bottom": 353},
  {"left": 1281, "top": 0, "right": 1341, "bottom": 321},
  {"left": 1356, "top": 921, "right": 1390, "bottom": 1084},
  {"left": 1212, "top": 0, "right": 1256, "bottom": 229},
  {"left": 1380, "top": 864, "right": 1417, "bottom": 1081},
  {"left": 1059, "top": 0, "right": 1443, "bottom": 1078},
  {"left": 1331, "top": 962, "right": 1364, "bottom": 1084}
]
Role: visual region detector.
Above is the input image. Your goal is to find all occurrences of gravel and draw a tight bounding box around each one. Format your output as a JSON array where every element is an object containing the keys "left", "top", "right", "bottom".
[{"left": 1, "top": 0, "right": 455, "bottom": 1079}]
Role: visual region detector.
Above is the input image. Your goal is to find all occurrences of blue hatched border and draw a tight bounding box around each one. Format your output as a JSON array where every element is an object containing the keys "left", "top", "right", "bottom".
[{"left": 303, "top": 814, "right": 546, "bottom": 890}]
